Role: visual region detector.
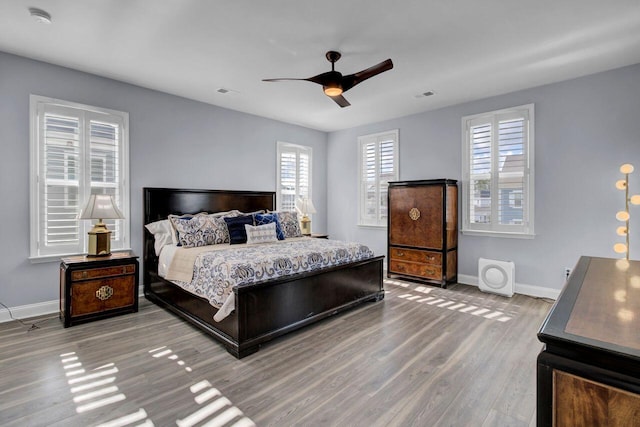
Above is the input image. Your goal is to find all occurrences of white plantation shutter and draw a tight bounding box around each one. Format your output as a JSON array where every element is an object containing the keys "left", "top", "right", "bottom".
[
  {"left": 89, "top": 120, "right": 123, "bottom": 241},
  {"left": 463, "top": 104, "right": 534, "bottom": 237},
  {"left": 30, "top": 96, "right": 129, "bottom": 258},
  {"left": 358, "top": 130, "right": 399, "bottom": 226},
  {"left": 277, "top": 142, "right": 312, "bottom": 212}
]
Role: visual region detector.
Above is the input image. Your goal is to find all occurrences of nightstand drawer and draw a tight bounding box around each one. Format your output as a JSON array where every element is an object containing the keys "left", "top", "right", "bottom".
[
  {"left": 389, "top": 247, "right": 441, "bottom": 265},
  {"left": 71, "top": 264, "right": 136, "bottom": 281},
  {"left": 70, "top": 276, "right": 135, "bottom": 316},
  {"left": 390, "top": 260, "right": 442, "bottom": 280}
]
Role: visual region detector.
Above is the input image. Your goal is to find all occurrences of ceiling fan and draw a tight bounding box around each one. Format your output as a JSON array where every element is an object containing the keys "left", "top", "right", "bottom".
[{"left": 263, "top": 51, "right": 393, "bottom": 107}]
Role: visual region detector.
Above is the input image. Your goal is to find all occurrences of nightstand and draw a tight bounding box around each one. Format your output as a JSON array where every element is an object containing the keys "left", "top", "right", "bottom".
[
  {"left": 310, "top": 233, "right": 329, "bottom": 239},
  {"left": 60, "top": 251, "right": 139, "bottom": 327}
]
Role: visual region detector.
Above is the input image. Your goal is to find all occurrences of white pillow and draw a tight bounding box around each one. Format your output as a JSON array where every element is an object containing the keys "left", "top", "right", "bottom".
[
  {"left": 145, "top": 219, "right": 174, "bottom": 256},
  {"left": 244, "top": 222, "right": 278, "bottom": 244}
]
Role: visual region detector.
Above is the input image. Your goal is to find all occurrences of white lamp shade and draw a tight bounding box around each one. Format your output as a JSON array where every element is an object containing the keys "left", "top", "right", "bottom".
[
  {"left": 79, "top": 195, "right": 124, "bottom": 220},
  {"left": 295, "top": 198, "right": 317, "bottom": 215}
]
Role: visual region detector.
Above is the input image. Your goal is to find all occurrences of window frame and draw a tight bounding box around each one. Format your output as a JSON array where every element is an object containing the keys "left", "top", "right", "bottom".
[
  {"left": 29, "top": 95, "right": 130, "bottom": 261},
  {"left": 276, "top": 141, "right": 312, "bottom": 213},
  {"left": 461, "top": 104, "right": 535, "bottom": 239},
  {"left": 357, "top": 129, "right": 399, "bottom": 228}
]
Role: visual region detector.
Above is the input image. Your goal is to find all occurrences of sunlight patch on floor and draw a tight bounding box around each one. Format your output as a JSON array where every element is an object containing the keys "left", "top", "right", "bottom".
[
  {"left": 147, "top": 349, "right": 256, "bottom": 427},
  {"left": 149, "top": 346, "right": 192, "bottom": 372},
  {"left": 386, "top": 280, "right": 513, "bottom": 322},
  {"left": 60, "top": 352, "right": 153, "bottom": 425}
]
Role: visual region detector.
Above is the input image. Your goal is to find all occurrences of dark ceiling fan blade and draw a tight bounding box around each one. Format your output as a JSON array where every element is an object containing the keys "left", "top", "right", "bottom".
[
  {"left": 262, "top": 78, "right": 311, "bottom": 82},
  {"left": 329, "top": 94, "right": 351, "bottom": 108},
  {"left": 341, "top": 59, "right": 393, "bottom": 92},
  {"left": 263, "top": 71, "right": 339, "bottom": 87}
]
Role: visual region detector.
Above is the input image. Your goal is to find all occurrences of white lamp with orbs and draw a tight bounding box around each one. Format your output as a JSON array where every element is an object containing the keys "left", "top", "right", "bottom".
[{"left": 614, "top": 164, "right": 640, "bottom": 260}]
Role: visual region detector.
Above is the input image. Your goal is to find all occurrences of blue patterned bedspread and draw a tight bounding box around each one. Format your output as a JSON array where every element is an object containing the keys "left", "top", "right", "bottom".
[{"left": 173, "top": 238, "right": 375, "bottom": 309}]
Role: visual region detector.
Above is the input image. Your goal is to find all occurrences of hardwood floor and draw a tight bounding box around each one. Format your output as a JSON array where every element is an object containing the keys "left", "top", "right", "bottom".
[{"left": 0, "top": 279, "right": 552, "bottom": 427}]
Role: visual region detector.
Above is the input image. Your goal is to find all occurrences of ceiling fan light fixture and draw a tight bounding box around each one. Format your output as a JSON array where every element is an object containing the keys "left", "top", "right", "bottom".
[{"left": 323, "top": 85, "right": 343, "bottom": 97}]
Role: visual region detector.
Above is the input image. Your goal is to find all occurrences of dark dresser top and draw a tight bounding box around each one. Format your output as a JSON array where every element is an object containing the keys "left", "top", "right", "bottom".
[{"left": 538, "top": 256, "right": 640, "bottom": 367}]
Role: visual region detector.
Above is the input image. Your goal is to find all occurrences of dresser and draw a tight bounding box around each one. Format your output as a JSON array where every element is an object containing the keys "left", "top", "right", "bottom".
[
  {"left": 60, "top": 251, "right": 139, "bottom": 327},
  {"left": 537, "top": 256, "right": 640, "bottom": 426},
  {"left": 387, "top": 179, "right": 458, "bottom": 287}
]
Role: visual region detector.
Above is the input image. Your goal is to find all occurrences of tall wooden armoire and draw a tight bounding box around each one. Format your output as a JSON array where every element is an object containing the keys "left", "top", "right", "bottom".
[{"left": 387, "top": 179, "right": 458, "bottom": 288}]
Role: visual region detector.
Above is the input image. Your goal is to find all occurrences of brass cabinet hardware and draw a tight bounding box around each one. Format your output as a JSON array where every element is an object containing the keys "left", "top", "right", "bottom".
[
  {"left": 409, "top": 208, "right": 421, "bottom": 221},
  {"left": 95, "top": 285, "right": 114, "bottom": 301}
]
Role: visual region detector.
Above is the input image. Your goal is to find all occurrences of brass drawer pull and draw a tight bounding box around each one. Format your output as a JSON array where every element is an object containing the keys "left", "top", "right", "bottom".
[
  {"left": 397, "top": 251, "right": 404, "bottom": 257},
  {"left": 409, "top": 208, "right": 421, "bottom": 221},
  {"left": 96, "top": 285, "right": 114, "bottom": 301}
]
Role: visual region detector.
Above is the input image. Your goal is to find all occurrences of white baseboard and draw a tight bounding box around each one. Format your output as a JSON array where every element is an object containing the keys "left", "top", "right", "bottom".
[
  {"left": 457, "top": 274, "right": 560, "bottom": 300},
  {"left": 0, "top": 286, "right": 147, "bottom": 324},
  {"left": 0, "top": 300, "right": 59, "bottom": 323}
]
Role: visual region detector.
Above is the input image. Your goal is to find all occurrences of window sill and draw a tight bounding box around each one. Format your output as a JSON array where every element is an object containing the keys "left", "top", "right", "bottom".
[
  {"left": 461, "top": 230, "right": 535, "bottom": 239},
  {"left": 29, "top": 248, "right": 133, "bottom": 264},
  {"left": 357, "top": 223, "right": 387, "bottom": 229}
]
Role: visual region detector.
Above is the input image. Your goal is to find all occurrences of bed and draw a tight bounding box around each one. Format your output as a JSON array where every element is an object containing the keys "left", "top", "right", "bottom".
[{"left": 143, "top": 187, "right": 385, "bottom": 358}]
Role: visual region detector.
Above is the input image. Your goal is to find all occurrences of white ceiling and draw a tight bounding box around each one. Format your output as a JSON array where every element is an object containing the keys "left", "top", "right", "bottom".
[{"left": 2, "top": 0, "right": 640, "bottom": 132}]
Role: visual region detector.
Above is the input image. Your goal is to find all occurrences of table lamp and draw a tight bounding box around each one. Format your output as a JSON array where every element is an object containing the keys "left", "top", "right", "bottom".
[
  {"left": 78, "top": 194, "right": 124, "bottom": 256},
  {"left": 296, "top": 197, "right": 316, "bottom": 236}
]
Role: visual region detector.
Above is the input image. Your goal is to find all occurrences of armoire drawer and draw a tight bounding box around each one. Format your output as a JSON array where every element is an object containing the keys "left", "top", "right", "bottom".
[
  {"left": 389, "top": 247, "right": 441, "bottom": 265},
  {"left": 389, "top": 260, "right": 442, "bottom": 280}
]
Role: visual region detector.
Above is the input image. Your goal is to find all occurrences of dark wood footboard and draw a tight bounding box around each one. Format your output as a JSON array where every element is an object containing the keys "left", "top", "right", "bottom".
[{"left": 145, "top": 256, "right": 384, "bottom": 358}]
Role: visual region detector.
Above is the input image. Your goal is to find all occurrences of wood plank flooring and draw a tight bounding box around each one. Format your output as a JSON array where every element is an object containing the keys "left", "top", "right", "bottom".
[{"left": 0, "top": 279, "right": 552, "bottom": 427}]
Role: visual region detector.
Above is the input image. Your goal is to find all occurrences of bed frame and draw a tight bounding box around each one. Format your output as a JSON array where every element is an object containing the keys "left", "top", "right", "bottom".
[{"left": 143, "top": 187, "right": 385, "bottom": 358}]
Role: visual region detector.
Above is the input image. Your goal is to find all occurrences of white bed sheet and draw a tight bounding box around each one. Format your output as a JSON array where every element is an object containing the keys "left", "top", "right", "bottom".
[{"left": 158, "top": 243, "right": 179, "bottom": 278}]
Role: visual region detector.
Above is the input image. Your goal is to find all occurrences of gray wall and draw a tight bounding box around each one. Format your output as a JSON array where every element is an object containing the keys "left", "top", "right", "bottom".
[
  {"left": 327, "top": 63, "right": 640, "bottom": 292},
  {"left": 0, "top": 52, "right": 327, "bottom": 307},
  {"left": 2, "top": 49, "right": 639, "bottom": 308}
]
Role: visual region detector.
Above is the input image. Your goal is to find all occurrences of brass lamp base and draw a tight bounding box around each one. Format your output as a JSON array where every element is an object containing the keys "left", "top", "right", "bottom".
[
  {"left": 300, "top": 215, "right": 311, "bottom": 236},
  {"left": 87, "top": 221, "right": 112, "bottom": 257}
]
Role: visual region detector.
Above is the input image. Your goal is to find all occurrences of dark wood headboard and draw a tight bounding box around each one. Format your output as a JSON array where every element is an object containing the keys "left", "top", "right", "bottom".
[{"left": 143, "top": 187, "right": 276, "bottom": 287}]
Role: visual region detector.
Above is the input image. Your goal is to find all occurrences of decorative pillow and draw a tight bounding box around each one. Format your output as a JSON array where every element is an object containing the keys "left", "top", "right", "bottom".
[
  {"left": 277, "top": 211, "right": 302, "bottom": 238},
  {"left": 254, "top": 213, "right": 285, "bottom": 240},
  {"left": 169, "top": 215, "right": 229, "bottom": 248},
  {"left": 223, "top": 215, "right": 254, "bottom": 244},
  {"left": 145, "top": 219, "right": 174, "bottom": 256},
  {"left": 245, "top": 222, "right": 278, "bottom": 245},
  {"left": 168, "top": 212, "right": 208, "bottom": 246}
]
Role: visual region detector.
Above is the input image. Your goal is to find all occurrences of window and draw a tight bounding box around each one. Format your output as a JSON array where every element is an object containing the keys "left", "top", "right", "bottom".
[
  {"left": 276, "top": 142, "right": 312, "bottom": 212},
  {"left": 358, "top": 130, "right": 399, "bottom": 227},
  {"left": 30, "top": 95, "right": 130, "bottom": 259},
  {"left": 462, "top": 104, "right": 534, "bottom": 238}
]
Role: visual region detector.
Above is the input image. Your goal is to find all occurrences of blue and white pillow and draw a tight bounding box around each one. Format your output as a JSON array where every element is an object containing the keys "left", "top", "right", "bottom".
[
  {"left": 169, "top": 215, "right": 229, "bottom": 248},
  {"left": 254, "top": 213, "right": 285, "bottom": 240},
  {"left": 245, "top": 222, "right": 278, "bottom": 244}
]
